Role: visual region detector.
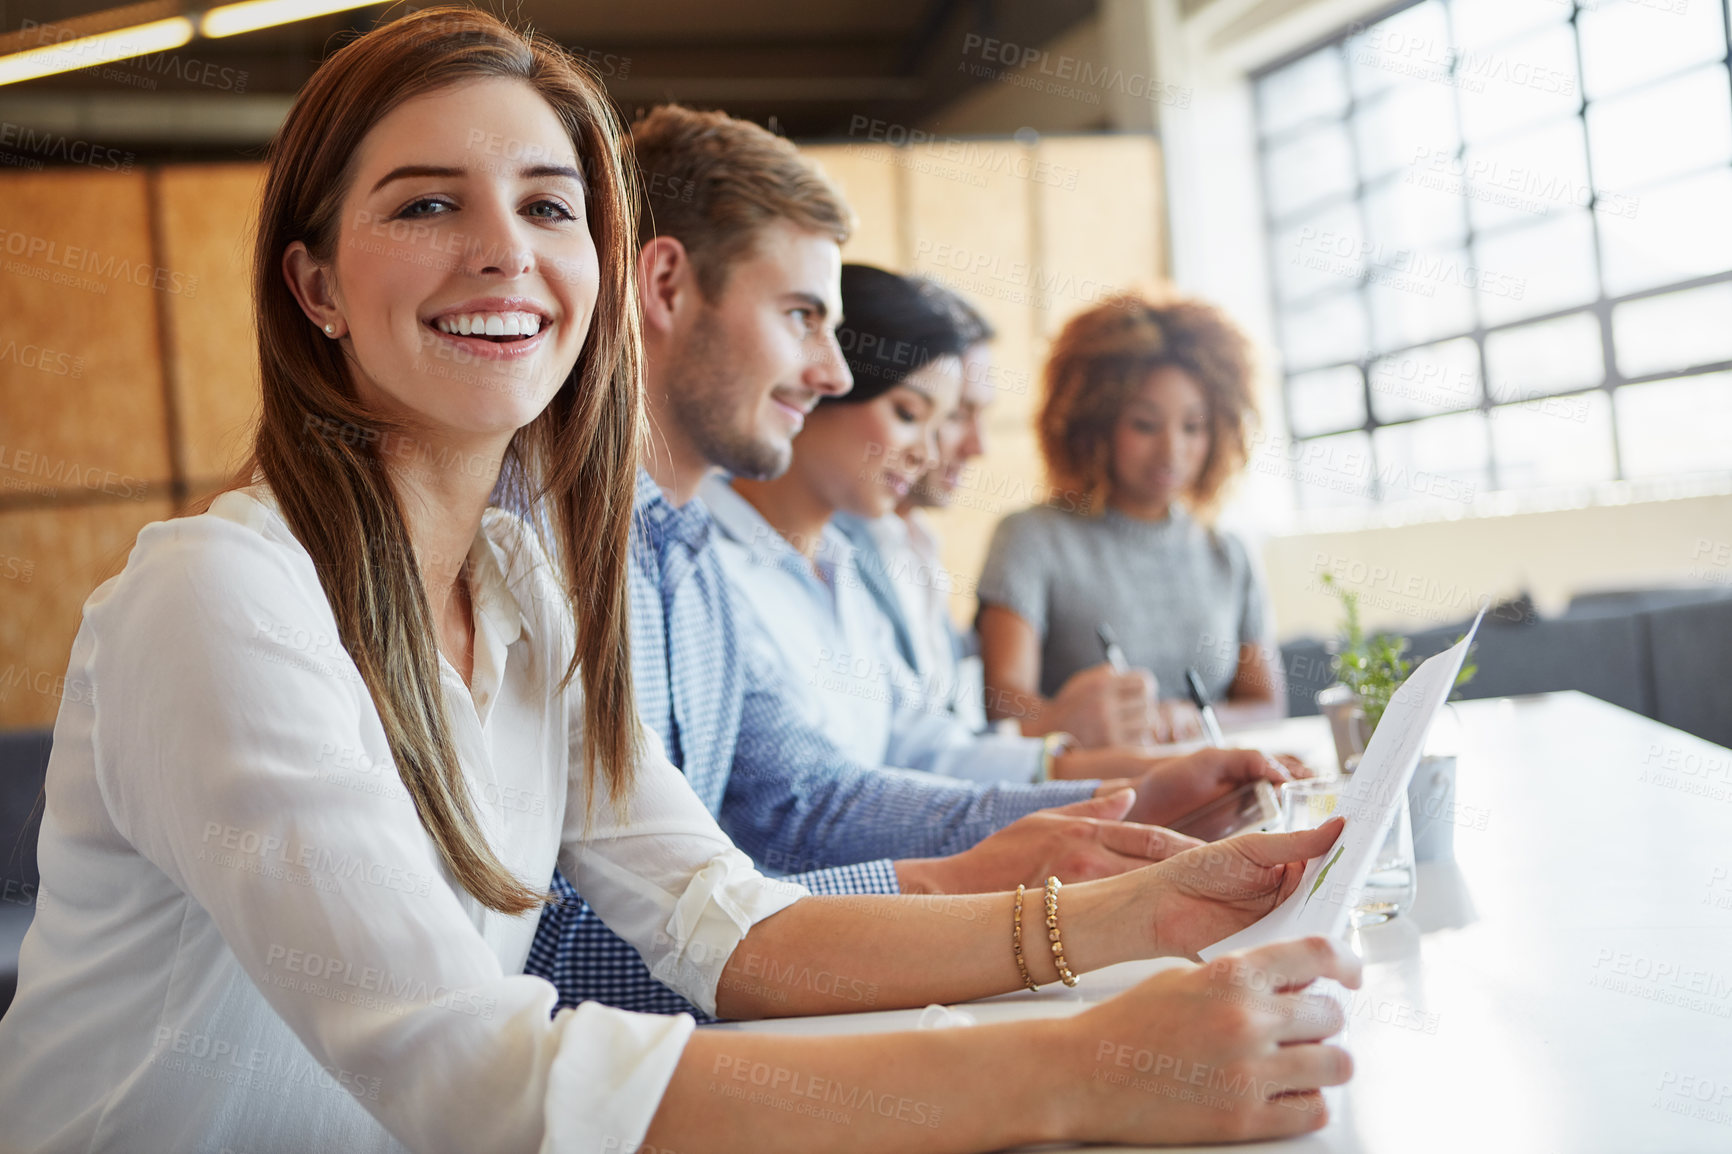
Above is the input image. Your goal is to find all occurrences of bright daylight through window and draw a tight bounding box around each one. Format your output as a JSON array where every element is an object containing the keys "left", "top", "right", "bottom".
[{"left": 1255, "top": 0, "right": 1732, "bottom": 510}]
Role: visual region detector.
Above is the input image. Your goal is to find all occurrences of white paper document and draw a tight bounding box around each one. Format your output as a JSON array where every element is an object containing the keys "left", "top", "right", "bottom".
[{"left": 1199, "top": 610, "right": 1484, "bottom": 961}]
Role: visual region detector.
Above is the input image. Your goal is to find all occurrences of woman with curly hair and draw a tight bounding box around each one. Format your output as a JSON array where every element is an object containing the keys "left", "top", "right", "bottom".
[{"left": 977, "top": 292, "right": 1286, "bottom": 744}]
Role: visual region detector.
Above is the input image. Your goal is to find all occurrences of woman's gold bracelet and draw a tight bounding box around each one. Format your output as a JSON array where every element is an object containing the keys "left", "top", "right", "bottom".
[
  {"left": 1012, "top": 884, "right": 1040, "bottom": 991},
  {"left": 1044, "top": 875, "right": 1080, "bottom": 987}
]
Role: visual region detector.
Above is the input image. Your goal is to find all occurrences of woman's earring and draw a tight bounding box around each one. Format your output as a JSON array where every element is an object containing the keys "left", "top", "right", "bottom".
[{"left": 324, "top": 323, "right": 336, "bottom": 336}]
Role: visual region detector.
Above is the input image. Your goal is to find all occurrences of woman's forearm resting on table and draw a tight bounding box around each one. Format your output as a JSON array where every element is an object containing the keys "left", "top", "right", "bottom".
[
  {"left": 650, "top": 934, "right": 1363, "bottom": 1153},
  {"left": 648, "top": 1018, "right": 1074, "bottom": 1153},
  {"left": 712, "top": 884, "right": 1150, "bottom": 1020}
]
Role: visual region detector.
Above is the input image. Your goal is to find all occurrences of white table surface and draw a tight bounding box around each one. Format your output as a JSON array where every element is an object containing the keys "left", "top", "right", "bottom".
[{"left": 710, "top": 692, "right": 1732, "bottom": 1152}]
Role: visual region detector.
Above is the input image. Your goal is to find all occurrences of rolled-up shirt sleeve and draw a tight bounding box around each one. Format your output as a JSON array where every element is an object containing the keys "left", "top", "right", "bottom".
[
  {"left": 559, "top": 718, "right": 808, "bottom": 1018},
  {"left": 83, "top": 510, "right": 799, "bottom": 1154}
]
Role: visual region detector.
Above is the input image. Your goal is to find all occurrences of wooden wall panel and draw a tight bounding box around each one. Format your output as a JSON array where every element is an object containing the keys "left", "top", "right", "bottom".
[
  {"left": 902, "top": 139, "right": 1037, "bottom": 380},
  {"left": 1033, "top": 135, "right": 1165, "bottom": 336},
  {"left": 898, "top": 140, "right": 1039, "bottom": 623},
  {"left": 801, "top": 143, "right": 904, "bottom": 269},
  {"left": 0, "top": 170, "right": 170, "bottom": 499},
  {"left": 0, "top": 500, "right": 173, "bottom": 728},
  {"left": 156, "top": 164, "right": 266, "bottom": 485}
]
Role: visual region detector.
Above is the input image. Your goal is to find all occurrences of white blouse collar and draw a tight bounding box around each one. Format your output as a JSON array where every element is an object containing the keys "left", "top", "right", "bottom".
[{"left": 210, "top": 484, "right": 536, "bottom": 669}]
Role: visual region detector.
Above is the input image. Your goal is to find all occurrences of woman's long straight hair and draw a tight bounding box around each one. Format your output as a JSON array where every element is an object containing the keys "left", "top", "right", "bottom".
[{"left": 244, "top": 7, "right": 643, "bottom": 914}]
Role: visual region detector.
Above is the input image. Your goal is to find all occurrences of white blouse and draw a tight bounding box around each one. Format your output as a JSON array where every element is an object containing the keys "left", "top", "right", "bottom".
[{"left": 0, "top": 488, "right": 805, "bottom": 1153}]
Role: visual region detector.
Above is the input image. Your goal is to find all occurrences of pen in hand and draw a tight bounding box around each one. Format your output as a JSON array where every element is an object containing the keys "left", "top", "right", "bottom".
[
  {"left": 1185, "top": 667, "right": 1228, "bottom": 748},
  {"left": 1099, "top": 623, "right": 1160, "bottom": 747},
  {"left": 1095, "top": 622, "right": 1131, "bottom": 675}
]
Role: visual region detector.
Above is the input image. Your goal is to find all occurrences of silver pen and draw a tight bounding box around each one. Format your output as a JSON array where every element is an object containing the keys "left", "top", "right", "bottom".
[
  {"left": 1099, "top": 623, "right": 1163, "bottom": 747},
  {"left": 1185, "top": 667, "right": 1227, "bottom": 748},
  {"left": 1096, "top": 622, "right": 1130, "bottom": 674}
]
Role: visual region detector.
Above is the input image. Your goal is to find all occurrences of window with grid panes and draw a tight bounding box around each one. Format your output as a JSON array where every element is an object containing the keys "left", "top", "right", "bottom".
[{"left": 1254, "top": 0, "right": 1732, "bottom": 511}]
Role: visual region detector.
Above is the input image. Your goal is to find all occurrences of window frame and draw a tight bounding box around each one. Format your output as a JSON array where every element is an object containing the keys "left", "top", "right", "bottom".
[{"left": 1251, "top": 0, "right": 1732, "bottom": 506}]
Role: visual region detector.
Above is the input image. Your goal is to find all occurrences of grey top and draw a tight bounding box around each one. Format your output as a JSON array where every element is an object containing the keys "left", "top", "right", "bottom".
[{"left": 976, "top": 503, "right": 1273, "bottom": 702}]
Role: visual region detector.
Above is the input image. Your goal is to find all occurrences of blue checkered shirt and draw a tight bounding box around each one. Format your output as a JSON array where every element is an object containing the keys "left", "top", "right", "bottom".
[{"left": 524, "top": 470, "right": 1096, "bottom": 1017}]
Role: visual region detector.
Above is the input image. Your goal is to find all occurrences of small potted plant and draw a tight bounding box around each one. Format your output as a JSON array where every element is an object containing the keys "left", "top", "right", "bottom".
[
  {"left": 1317, "top": 572, "right": 1476, "bottom": 863},
  {"left": 1317, "top": 572, "right": 1477, "bottom": 758}
]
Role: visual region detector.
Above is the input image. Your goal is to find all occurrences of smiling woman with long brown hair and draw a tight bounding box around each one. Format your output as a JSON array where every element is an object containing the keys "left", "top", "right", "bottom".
[{"left": 0, "top": 11, "right": 1358, "bottom": 1152}]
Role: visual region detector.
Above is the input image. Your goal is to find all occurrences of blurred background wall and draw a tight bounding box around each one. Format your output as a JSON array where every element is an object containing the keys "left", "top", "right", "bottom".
[{"left": 4, "top": 0, "right": 1730, "bottom": 728}]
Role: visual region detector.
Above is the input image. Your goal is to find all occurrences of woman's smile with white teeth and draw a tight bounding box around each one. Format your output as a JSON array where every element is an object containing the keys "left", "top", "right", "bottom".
[{"left": 431, "top": 311, "right": 545, "bottom": 338}]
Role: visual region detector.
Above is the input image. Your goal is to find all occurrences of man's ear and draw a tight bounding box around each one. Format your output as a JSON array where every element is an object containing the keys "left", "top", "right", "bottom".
[
  {"left": 283, "top": 241, "right": 347, "bottom": 339},
  {"left": 638, "top": 235, "right": 695, "bottom": 337}
]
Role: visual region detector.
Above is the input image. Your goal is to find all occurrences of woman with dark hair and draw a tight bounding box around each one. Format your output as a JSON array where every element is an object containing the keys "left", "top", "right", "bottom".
[
  {"left": 0, "top": 22, "right": 1355, "bottom": 1151},
  {"left": 978, "top": 291, "right": 1287, "bottom": 743}
]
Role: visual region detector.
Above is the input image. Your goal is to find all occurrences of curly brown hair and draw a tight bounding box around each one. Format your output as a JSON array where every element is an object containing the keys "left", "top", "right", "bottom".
[{"left": 1038, "top": 291, "right": 1259, "bottom": 520}]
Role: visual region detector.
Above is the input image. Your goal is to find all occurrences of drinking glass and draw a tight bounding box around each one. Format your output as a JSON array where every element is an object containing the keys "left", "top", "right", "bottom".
[{"left": 1280, "top": 777, "right": 1416, "bottom": 925}]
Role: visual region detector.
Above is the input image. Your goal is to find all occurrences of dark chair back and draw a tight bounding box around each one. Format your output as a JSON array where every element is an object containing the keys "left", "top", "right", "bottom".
[
  {"left": 0, "top": 728, "right": 52, "bottom": 1018},
  {"left": 0, "top": 728, "right": 50, "bottom": 903}
]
